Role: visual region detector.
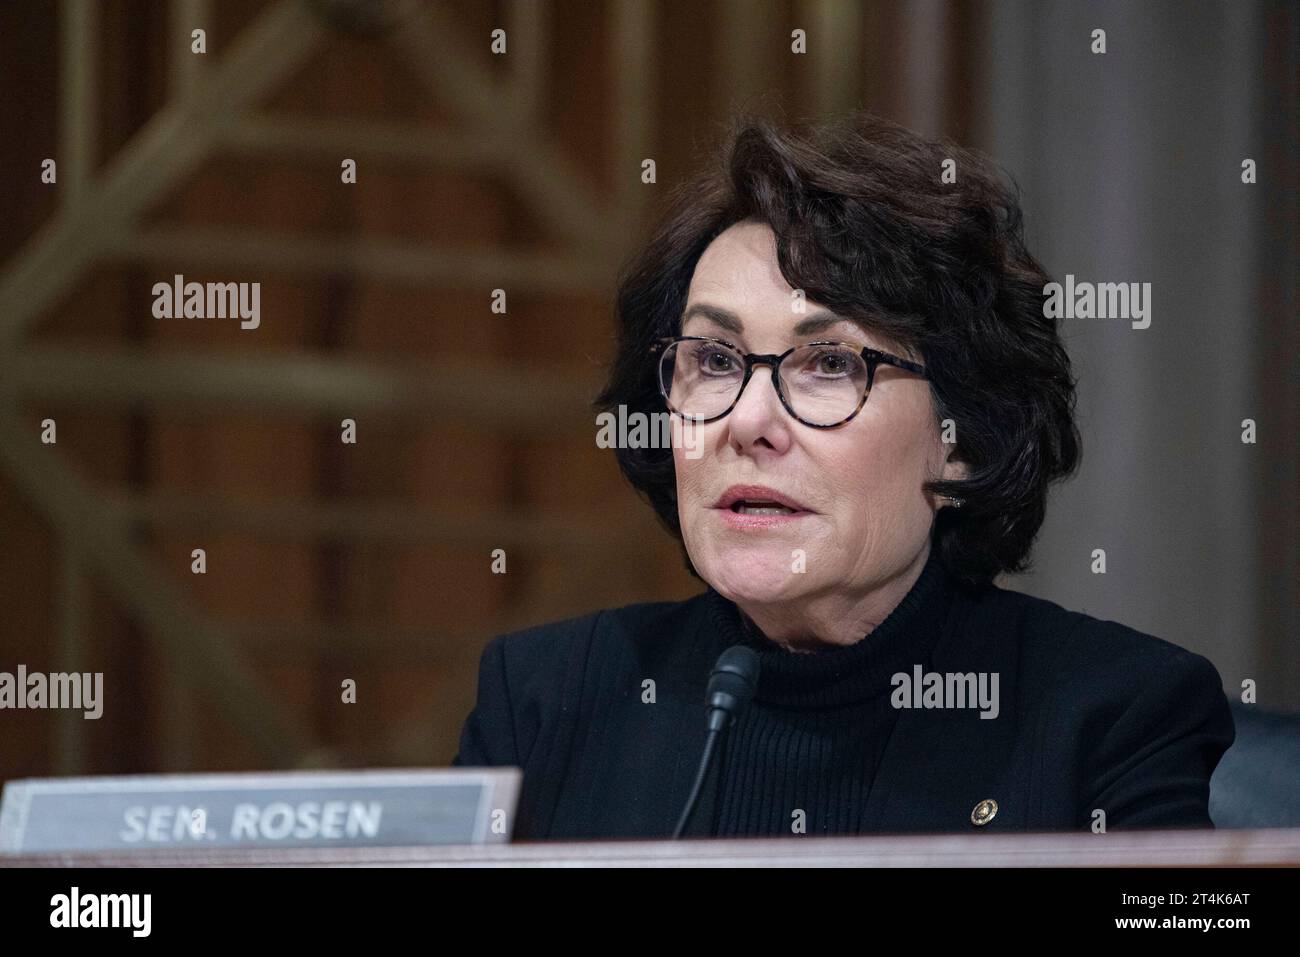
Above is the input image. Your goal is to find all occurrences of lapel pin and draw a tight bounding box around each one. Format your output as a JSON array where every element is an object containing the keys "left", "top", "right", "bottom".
[{"left": 971, "top": 798, "right": 998, "bottom": 826}]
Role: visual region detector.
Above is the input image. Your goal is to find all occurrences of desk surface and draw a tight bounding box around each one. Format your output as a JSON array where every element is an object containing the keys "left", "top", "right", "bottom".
[{"left": 3, "top": 827, "right": 1298, "bottom": 867}]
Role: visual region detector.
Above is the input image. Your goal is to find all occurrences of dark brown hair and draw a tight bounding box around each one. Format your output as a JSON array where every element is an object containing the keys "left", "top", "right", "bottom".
[{"left": 595, "top": 110, "right": 1081, "bottom": 588}]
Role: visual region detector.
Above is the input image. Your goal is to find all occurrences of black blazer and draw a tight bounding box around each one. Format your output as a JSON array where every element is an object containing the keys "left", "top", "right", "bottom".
[{"left": 451, "top": 579, "right": 1236, "bottom": 841}]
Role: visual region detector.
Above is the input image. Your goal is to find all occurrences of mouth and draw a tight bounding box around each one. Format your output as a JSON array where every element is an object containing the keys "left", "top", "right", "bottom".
[{"left": 712, "top": 484, "right": 813, "bottom": 518}]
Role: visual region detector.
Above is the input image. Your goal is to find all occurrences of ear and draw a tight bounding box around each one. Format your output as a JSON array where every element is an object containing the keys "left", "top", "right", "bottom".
[
  {"left": 932, "top": 416, "right": 969, "bottom": 484},
  {"left": 940, "top": 445, "right": 969, "bottom": 484},
  {"left": 927, "top": 432, "right": 969, "bottom": 512}
]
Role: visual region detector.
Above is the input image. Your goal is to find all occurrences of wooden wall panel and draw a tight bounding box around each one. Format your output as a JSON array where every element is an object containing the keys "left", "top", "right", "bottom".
[{"left": 0, "top": 0, "right": 998, "bottom": 782}]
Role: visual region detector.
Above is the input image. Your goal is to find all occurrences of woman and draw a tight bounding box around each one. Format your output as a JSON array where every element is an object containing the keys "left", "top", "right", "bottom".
[{"left": 451, "top": 110, "right": 1235, "bottom": 841}]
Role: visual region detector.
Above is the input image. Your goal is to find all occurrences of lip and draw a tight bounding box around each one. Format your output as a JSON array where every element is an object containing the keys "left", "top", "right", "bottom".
[{"left": 716, "top": 508, "right": 812, "bottom": 530}]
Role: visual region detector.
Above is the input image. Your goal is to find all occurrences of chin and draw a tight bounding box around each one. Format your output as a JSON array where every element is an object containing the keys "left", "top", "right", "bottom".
[{"left": 695, "top": 544, "right": 816, "bottom": 605}]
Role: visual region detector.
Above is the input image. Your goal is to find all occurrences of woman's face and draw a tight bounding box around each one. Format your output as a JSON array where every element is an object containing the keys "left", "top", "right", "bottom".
[{"left": 671, "top": 219, "right": 964, "bottom": 611}]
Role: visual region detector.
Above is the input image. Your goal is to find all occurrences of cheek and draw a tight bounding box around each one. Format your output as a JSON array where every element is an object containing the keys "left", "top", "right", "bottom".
[
  {"left": 822, "top": 411, "right": 935, "bottom": 519},
  {"left": 671, "top": 443, "right": 712, "bottom": 561},
  {"left": 671, "top": 420, "right": 713, "bottom": 500},
  {"left": 670, "top": 427, "right": 693, "bottom": 497}
]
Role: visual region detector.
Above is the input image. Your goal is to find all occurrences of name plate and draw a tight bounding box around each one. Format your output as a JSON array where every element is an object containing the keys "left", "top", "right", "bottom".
[{"left": 0, "top": 768, "right": 520, "bottom": 854}]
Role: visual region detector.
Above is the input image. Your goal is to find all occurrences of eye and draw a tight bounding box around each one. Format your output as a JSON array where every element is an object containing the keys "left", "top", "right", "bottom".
[
  {"left": 690, "top": 343, "right": 741, "bottom": 375},
  {"left": 802, "top": 345, "right": 859, "bottom": 377}
]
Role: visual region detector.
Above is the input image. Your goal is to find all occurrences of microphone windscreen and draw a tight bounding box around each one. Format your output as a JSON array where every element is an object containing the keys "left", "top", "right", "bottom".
[{"left": 706, "top": 645, "right": 760, "bottom": 714}]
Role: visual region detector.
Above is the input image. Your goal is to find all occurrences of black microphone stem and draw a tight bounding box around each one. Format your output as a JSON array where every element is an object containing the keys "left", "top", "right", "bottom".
[{"left": 672, "top": 726, "right": 722, "bottom": 839}]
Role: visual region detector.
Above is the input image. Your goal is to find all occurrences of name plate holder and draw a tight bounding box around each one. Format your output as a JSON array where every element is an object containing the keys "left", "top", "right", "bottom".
[{"left": 0, "top": 768, "right": 520, "bottom": 855}]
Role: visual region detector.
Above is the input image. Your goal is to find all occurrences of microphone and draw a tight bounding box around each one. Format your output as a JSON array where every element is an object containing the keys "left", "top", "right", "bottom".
[{"left": 671, "top": 645, "right": 760, "bottom": 839}]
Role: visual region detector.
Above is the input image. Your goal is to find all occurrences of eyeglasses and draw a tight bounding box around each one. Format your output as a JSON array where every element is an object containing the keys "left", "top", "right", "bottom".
[{"left": 652, "top": 335, "right": 928, "bottom": 428}]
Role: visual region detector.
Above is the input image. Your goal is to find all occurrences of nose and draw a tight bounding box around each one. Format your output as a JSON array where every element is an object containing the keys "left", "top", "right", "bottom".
[{"left": 725, "top": 364, "right": 793, "bottom": 455}]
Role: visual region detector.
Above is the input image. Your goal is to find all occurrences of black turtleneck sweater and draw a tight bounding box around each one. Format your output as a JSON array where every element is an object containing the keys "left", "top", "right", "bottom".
[{"left": 702, "top": 550, "right": 953, "bottom": 837}]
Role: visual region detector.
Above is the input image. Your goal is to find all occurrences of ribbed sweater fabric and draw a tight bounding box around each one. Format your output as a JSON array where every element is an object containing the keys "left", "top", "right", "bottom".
[{"left": 702, "top": 548, "right": 955, "bottom": 836}]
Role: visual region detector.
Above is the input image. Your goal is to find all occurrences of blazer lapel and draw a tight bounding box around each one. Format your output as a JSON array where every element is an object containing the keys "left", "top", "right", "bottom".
[{"left": 861, "top": 589, "right": 1022, "bottom": 833}]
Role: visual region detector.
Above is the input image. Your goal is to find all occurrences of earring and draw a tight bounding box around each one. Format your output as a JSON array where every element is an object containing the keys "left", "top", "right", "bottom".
[{"left": 949, "top": 496, "right": 965, "bottom": 509}]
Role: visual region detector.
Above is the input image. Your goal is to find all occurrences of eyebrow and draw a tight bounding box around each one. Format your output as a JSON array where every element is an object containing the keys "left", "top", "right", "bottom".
[{"left": 679, "top": 302, "right": 865, "bottom": 338}]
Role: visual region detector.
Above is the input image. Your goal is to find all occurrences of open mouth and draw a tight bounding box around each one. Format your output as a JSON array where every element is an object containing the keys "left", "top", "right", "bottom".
[
  {"left": 714, "top": 485, "right": 812, "bottom": 517},
  {"left": 728, "top": 500, "right": 800, "bottom": 516}
]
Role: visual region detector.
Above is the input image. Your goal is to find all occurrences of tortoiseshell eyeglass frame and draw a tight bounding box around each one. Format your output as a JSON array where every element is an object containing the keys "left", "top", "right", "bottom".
[{"left": 649, "top": 334, "right": 928, "bottom": 428}]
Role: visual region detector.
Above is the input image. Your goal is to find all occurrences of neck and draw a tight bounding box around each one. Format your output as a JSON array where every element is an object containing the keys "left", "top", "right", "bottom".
[{"left": 734, "top": 545, "right": 933, "bottom": 652}]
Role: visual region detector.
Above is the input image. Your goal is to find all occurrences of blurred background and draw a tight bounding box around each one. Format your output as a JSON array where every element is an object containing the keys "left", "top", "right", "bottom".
[{"left": 0, "top": 0, "right": 1295, "bottom": 813}]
